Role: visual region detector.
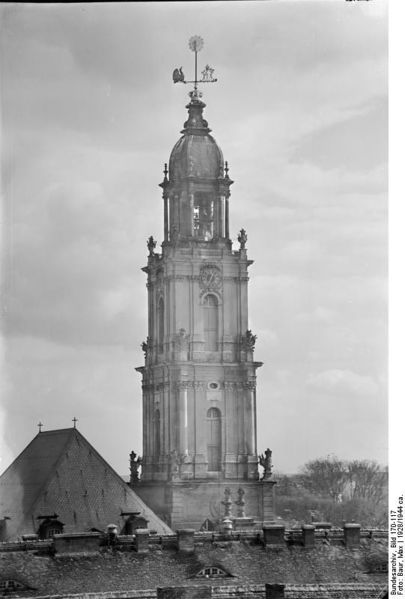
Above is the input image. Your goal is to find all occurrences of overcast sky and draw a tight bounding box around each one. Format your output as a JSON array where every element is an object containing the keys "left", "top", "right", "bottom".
[{"left": 0, "top": 1, "right": 388, "bottom": 476}]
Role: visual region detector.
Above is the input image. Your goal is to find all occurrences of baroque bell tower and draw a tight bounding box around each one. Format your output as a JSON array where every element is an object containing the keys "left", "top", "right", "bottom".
[{"left": 135, "top": 37, "right": 275, "bottom": 530}]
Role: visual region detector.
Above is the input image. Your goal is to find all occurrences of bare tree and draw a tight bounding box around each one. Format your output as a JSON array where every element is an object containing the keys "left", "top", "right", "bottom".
[
  {"left": 346, "top": 460, "right": 387, "bottom": 503},
  {"left": 299, "top": 455, "right": 348, "bottom": 502}
]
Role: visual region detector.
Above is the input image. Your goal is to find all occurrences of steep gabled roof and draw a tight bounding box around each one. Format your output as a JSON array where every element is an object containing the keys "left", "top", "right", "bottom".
[
  {"left": 0, "top": 429, "right": 73, "bottom": 534},
  {"left": 0, "top": 428, "right": 172, "bottom": 539}
]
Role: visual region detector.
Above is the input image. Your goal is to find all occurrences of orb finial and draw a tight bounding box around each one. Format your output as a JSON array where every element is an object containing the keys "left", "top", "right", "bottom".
[{"left": 189, "top": 35, "right": 204, "bottom": 53}]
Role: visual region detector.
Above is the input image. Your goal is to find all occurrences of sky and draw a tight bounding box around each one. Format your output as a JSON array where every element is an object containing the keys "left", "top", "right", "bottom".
[{"left": 0, "top": 1, "right": 388, "bottom": 477}]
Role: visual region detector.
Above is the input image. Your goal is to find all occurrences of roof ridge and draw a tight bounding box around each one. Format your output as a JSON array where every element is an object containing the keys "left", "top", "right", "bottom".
[{"left": 36, "top": 428, "right": 75, "bottom": 434}]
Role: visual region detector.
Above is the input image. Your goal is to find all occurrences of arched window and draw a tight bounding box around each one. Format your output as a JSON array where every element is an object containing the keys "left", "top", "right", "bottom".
[
  {"left": 203, "top": 294, "right": 218, "bottom": 351},
  {"left": 193, "top": 193, "right": 214, "bottom": 240},
  {"left": 207, "top": 407, "right": 221, "bottom": 471},
  {"left": 154, "top": 409, "right": 161, "bottom": 457},
  {"left": 158, "top": 298, "right": 164, "bottom": 352}
]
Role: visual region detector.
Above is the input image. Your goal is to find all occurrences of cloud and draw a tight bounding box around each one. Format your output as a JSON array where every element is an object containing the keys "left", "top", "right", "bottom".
[
  {"left": 3, "top": 138, "right": 154, "bottom": 347},
  {"left": 2, "top": 335, "right": 143, "bottom": 473},
  {"left": 306, "top": 369, "right": 379, "bottom": 396},
  {"left": 291, "top": 96, "right": 387, "bottom": 172},
  {"left": 0, "top": 2, "right": 387, "bottom": 474}
]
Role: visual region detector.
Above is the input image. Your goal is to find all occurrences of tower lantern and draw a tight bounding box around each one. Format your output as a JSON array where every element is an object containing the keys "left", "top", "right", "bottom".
[{"left": 135, "top": 38, "right": 275, "bottom": 530}]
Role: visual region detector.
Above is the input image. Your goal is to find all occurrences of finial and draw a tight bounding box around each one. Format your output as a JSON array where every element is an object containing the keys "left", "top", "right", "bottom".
[
  {"left": 236, "top": 488, "right": 246, "bottom": 518},
  {"left": 72, "top": 417, "right": 78, "bottom": 429},
  {"left": 130, "top": 451, "right": 142, "bottom": 483},
  {"left": 163, "top": 163, "right": 168, "bottom": 180},
  {"left": 259, "top": 448, "right": 273, "bottom": 480},
  {"left": 222, "top": 487, "right": 232, "bottom": 518},
  {"left": 38, "top": 421, "right": 43, "bottom": 433},
  {"left": 238, "top": 228, "right": 247, "bottom": 250},
  {"left": 172, "top": 36, "right": 217, "bottom": 99},
  {"left": 147, "top": 235, "right": 157, "bottom": 256},
  {"left": 224, "top": 161, "right": 229, "bottom": 178},
  {"left": 189, "top": 35, "right": 204, "bottom": 54}
]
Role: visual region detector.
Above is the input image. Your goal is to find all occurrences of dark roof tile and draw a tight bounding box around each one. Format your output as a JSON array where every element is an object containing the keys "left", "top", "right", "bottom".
[{"left": 0, "top": 428, "right": 172, "bottom": 539}]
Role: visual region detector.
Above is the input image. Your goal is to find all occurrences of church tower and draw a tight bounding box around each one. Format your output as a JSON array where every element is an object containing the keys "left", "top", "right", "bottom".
[{"left": 135, "top": 38, "right": 275, "bottom": 530}]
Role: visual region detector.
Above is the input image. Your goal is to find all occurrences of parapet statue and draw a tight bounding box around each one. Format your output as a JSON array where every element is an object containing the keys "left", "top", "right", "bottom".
[
  {"left": 147, "top": 236, "right": 157, "bottom": 256},
  {"left": 237, "top": 228, "right": 247, "bottom": 250},
  {"left": 141, "top": 337, "right": 151, "bottom": 358},
  {"left": 241, "top": 329, "right": 257, "bottom": 352},
  {"left": 130, "top": 451, "right": 142, "bottom": 483},
  {"left": 235, "top": 488, "right": 246, "bottom": 518},
  {"left": 259, "top": 448, "right": 273, "bottom": 480}
]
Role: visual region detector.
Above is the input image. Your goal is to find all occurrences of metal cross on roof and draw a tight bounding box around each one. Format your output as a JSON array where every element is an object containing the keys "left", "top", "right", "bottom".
[
  {"left": 72, "top": 417, "right": 78, "bottom": 429},
  {"left": 38, "top": 421, "right": 43, "bottom": 433},
  {"left": 172, "top": 35, "right": 218, "bottom": 99}
]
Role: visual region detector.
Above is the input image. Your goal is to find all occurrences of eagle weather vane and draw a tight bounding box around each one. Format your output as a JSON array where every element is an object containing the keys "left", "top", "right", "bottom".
[{"left": 173, "top": 35, "right": 217, "bottom": 99}]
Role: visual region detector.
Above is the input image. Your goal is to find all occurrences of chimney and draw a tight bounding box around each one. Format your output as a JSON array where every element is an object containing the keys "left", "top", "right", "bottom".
[
  {"left": 265, "top": 583, "right": 285, "bottom": 599},
  {"left": 177, "top": 529, "right": 195, "bottom": 554}
]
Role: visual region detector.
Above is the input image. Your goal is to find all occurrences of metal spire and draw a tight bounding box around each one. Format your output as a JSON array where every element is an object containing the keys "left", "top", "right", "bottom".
[{"left": 172, "top": 36, "right": 218, "bottom": 100}]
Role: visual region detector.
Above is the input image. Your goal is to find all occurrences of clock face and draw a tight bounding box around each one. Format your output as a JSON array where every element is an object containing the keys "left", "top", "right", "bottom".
[{"left": 200, "top": 266, "right": 221, "bottom": 290}]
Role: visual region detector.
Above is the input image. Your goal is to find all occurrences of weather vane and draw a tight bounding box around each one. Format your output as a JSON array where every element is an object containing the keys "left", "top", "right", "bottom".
[{"left": 172, "top": 35, "right": 217, "bottom": 99}]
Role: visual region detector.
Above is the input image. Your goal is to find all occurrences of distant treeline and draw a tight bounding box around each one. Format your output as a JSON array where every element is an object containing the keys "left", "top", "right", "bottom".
[{"left": 274, "top": 456, "right": 388, "bottom": 528}]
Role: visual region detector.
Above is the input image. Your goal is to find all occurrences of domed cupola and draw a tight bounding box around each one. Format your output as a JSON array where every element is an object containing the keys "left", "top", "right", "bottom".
[
  {"left": 160, "top": 92, "right": 233, "bottom": 244},
  {"left": 169, "top": 97, "right": 224, "bottom": 181}
]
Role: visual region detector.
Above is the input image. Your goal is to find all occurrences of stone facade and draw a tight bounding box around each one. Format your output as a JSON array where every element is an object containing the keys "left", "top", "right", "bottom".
[
  {"left": 135, "top": 94, "right": 273, "bottom": 529},
  {"left": 136, "top": 480, "right": 275, "bottom": 531}
]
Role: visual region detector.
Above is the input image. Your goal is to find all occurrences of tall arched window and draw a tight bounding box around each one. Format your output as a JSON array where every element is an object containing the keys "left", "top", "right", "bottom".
[
  {"left": 207, "top": 407, "right": 221, "bottom": 471},
  {"left": 158, "top": 298, "right": 164, "bottom": 352},
  {"left": 154, "top": 409, "right": 161, "bottom": 457},
  {"left": 203, "top": 294, "right": 218, "bottom": 351},
  {"left": 193, "top": 192, "right": 214, "bottom": 240}
]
